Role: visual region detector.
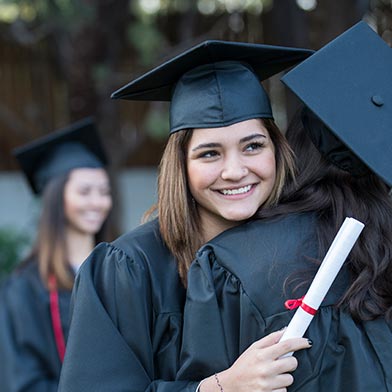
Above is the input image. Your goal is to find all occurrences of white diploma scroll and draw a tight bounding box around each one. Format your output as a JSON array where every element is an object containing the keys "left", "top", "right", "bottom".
[{"left": 279, "top": 217, "right": 364, "bottom": 354}]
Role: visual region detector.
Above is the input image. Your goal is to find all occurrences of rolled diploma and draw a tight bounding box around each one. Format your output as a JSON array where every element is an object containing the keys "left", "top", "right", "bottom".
[{"left": 279, "top": 217, "right": 364, "bottom": 351}]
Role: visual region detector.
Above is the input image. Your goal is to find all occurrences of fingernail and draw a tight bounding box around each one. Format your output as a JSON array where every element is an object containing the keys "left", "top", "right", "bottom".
[{"left": 307, "top": 339, "right": 313, "bottom": 347}]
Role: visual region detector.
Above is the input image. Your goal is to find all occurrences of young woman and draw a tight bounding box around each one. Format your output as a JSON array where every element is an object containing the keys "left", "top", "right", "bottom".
[
  {"left": 0, "top": 118, "right": 112, "bottom": 392},
  {"left": 58, "top": 41, "right": 313, "bottom": 391},
  {"left": 177, "top": 22, "right": 392, "bottom": 391}
]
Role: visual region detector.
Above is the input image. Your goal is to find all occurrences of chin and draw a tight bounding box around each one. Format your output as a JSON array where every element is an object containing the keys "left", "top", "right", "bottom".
[
  {"left": 85, "top": 225, "right": 103, "bottom": 235},
  {"left": 74, "top": 223, "right": 103, "bottom": 236},
  {"left": 224, "top": 209, "right": 258, "bottom": 222}
]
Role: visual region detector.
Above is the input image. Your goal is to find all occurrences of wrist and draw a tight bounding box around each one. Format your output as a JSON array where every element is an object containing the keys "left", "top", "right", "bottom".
[
  {"left": 199, "top": 373, "right": 225, "bottom": 392},
  {"left": 214, "top": 373, "right": 224, "bottom": 391}
]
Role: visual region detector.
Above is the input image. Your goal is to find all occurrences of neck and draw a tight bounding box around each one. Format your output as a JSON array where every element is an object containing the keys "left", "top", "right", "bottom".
[
  {"left": 200, "top": 213, "right": 242, "bottom": 243},
  {"left": 65, "top": 228, "right": 95, "bottom": 272}
]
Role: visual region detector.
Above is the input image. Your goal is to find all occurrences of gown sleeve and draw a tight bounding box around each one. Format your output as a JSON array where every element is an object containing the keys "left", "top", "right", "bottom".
[
  {"left": 176, "top": 245, "right": 270, "bottom": 381},
  {"left": 177, "top": 245, "right": 235, "bottom": 381},
  {"left": 0, "top": 272, "right": 61, "bottom": 392},
  {"left": 58, "top": 242, "right": 198, "bottom": 392}
]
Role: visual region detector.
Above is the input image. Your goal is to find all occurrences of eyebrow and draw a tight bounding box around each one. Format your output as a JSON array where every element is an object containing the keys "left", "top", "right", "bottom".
[{"left": 191, "top": 133, "right": 266, "bottom": 152}]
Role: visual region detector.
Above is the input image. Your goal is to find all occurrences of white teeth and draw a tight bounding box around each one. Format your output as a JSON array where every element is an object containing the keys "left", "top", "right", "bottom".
[{"left": 221, "top": 185, "right": 252, "bottom": 195}]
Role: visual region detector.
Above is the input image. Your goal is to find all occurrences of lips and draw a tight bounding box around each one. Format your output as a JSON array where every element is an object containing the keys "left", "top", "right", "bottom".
[{"left": 81, "top": 211, "right": 106, "bottom": 223}]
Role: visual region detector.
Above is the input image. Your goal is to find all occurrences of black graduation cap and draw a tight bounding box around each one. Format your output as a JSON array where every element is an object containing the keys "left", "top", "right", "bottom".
[
  {"left": 14, "top": 117, "right": 108, "bottom": 195},
  {"left": 111, "top": 40, "right": 314, "bottom": 133},
  {"left": 281, "top": 21, "right": 392, "bottom": 185}
]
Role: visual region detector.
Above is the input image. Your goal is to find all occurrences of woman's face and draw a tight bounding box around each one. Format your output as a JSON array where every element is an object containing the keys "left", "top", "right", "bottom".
[
  {"left": 187, "top": 118, "right": 276, "bottom": 239},
  {"left": 64, "top": 168, "right": 112, "bottom": 236}
]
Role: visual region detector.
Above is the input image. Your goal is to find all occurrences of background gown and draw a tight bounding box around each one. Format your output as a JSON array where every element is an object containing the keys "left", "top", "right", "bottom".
[
  {"left": 177, "top": 213, "right": 392, "bottom": 391},
  {"left": 0, "top": 259, "right": 71, "bottom": 392},
  {"left": 58, "top": 219, "right": 199, "bottom": 392}
]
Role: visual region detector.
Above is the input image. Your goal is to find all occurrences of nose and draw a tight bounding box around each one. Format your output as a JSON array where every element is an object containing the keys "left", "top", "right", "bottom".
[
  {"left": 221, "top": 156, "right": 249, "bottom": 181},
  {"left": 89, "top": 192, "right": 110, "bottom": 210}
]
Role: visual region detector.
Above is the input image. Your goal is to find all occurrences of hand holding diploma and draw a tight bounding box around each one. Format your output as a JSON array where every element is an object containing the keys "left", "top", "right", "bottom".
[{"left": 279, "top": 217, "right": 365, "bottom": 353}]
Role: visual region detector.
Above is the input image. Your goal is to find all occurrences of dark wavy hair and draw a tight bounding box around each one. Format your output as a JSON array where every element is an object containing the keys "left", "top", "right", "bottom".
[{"left": 258, "top": 108, "right": 392, "bottom": 321}]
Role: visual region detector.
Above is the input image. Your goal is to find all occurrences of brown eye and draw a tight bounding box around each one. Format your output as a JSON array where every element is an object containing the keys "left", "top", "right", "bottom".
[
  {"left": 245, "top": 142, "right": 263, "bottom": 151},
  {"left": 198, "top": 150, "right": 218, "bottom": 159}
]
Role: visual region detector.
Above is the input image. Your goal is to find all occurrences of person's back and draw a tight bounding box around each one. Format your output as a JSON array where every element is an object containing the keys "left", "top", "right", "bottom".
[{"left": 179, "top": 212, "right": 392, "bottom": 391}]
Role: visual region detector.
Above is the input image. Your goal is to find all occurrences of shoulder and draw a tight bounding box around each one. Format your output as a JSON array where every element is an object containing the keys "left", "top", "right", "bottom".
[
  {"left": 111, "top": 219, "right": 165, "bottom": 256},
  {"left": 1, "top": 258, "right": 46, "bottom": 310},
  {"left": 197, "top": 212, "right": 319, "bottom": 287},
  {"left": 3, "top": 258, "right": 42, "bottom": 294},
  {"left": 77, "top": 219, "right": 185, "bottom": 313},
  {"left": 81, "top": 219, "right": 179, "bottom": 284},
  {"left": 208, "top": 213, "right": 317, "bottom": 252}
]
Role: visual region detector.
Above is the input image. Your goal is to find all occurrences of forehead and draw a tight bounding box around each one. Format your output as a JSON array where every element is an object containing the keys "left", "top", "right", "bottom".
[
  {"left": 189, "top": 118, "right": 268, "bottom": 144},
  {"left": 67, "top": 168, "right": 109, "bottom": 184}
]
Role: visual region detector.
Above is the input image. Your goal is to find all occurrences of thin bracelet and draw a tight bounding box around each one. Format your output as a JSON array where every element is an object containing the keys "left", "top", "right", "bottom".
[{"left": 214, "top": 373, "right": 224, "bottom": 392}]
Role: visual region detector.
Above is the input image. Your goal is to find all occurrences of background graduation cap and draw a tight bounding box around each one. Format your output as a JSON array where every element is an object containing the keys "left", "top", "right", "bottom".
[
  {"left": 14, "top": 117, "right": 108, "bottom": 195},
  {"left": 111, "top": 40, "right": 314, "bottom": 133},
  {"left": 281, "top": 21, "right": 392, "bottom": 186}
]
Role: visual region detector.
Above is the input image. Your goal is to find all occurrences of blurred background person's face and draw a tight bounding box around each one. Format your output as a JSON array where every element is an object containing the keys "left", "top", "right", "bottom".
[{"left": 63, "top": 168, "right": 112, "bottom": 235}]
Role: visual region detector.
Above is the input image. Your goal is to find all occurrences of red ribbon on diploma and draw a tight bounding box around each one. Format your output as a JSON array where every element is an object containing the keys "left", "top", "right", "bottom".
[{"left": 284, "top": 296, "right": 317, "bottom": 316}]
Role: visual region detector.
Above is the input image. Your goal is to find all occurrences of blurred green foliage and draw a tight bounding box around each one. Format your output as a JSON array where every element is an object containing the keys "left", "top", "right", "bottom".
[
  {"left": 0, "top": 227, "right": 29, "bottom": 282},
  {"left": 127, "top": 21, "right": 165, "bottom": 66},
  {"left": 144, "top": 103, "right": 170, "bottom": 139},
  {"left": 0, "top": 0, "right": 94, "bottom": 27}
]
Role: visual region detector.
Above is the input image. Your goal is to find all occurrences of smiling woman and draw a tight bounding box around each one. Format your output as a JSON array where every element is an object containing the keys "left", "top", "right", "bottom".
[
  {"left": 0, "top": 118, "right": 112, "bottom": 392},
  {"left": 64, "top": 168, "right": 112, "bottom": 238},
  {"left": 187, "top": 119, "right": 278, "bottom": 241},
  {"left": 58, "top": 40, "right": 313, "bottom": 391}
]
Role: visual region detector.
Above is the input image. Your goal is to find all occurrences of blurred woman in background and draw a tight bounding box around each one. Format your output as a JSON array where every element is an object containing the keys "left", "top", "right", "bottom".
[{"left": 0, "top": 118, "right": 112, "bottom": 392}]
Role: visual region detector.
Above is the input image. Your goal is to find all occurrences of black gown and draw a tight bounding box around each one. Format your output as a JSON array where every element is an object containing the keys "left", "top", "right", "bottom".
[
  {"left": 177, "top": 213, "right": 392, "bottom": 391},
  {"left": 58, "top": 219, "right": 199, "bottom": 392},
  {"left": 0, "top": 259, "right": 71, "bottom": 392}
]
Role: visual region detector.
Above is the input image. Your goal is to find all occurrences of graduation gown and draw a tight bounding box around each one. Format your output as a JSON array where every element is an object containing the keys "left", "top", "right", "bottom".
[
  {"left": 177, "top": 213, "right": 392, "bottom": 391},
  {"left": 0, "top": 260, "right": 71, "bottom": 392},
  {"left": 58, "top": 219, "right": 198, "bottom": 392}
]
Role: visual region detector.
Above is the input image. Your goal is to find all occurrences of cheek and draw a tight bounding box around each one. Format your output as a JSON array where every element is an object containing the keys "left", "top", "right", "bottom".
[
  {"left": 64, "top": 203, "right": 77, "bottom": 222},
  {"left": 102, "top": 197, "right": 113, "bottom": 212},
  {"left": 64, "top": 194, "right": 84, "bottom": 217},
  {"left": 187, "top": 163, "right": 216, "bottom": 194},
  {"left": 257, "top": 153, "right": 276, "bottom": 178},
  {"left": 63, "top": 195, "right": 74, "bottom": 217},
  {"left": 67, "top": 194, "right": 82, "bottom": 206}
]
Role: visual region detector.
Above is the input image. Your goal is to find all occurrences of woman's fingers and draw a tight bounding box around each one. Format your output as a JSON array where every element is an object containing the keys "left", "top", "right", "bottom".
[
  {"left": 251, "top": 329, "right": 287, "bottom": 349},
  {"left": 274, "top": 355, "right": 298, "bottom": 374},
  {"left": 252, "top": 333, "right": 311, "bottom": 359},
  {"left": 271, "top": 373, "right": 294, "bottom": 389},
  {"left": 272, "top": 337, "right": 311, "bottom": 359},
  {"left": 220, "top": 331, "right": 311, "bottom": 392},
  {"left": 255, "top": 352, "right": 298, "bottom": 380}
]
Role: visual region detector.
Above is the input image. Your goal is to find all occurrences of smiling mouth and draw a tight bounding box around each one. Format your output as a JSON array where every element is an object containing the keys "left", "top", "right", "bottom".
[
  {"left": 219, "top": 184, "right": 252, "bottom": 195},
  {"left": 82, "top": 212, "right": 105, "bottom": 221}
]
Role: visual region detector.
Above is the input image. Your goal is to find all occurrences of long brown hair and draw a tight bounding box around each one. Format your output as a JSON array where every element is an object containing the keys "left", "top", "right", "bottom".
[
  {"left": 26, "top": 173, "right": 111, "bottom": 290},
  {"left": 151, "top": 119, "right": 296, "bottom": 284},
  {"left": 259, "top": 110, "right": 392, "bottom": 321}
]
